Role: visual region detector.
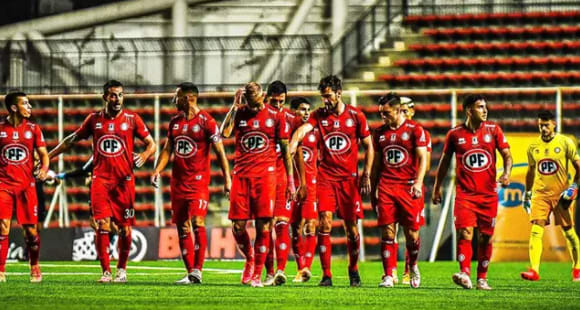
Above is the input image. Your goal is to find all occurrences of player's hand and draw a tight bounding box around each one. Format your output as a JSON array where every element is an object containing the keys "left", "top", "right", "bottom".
[
  {"left": 36, "top": 169, "right": 48, "bottom": 181},
  {"left": 523, "top": 191, "right": 532, "bottom": 214},
  {"left": 233, "top": 88, "right": 246, "bottom": 110},
  {"left": 224, "top": 176, "right": 232, "bottom": 198},
  {"left": 410, "top": 182, "right": 423, "bottom": 199},
  {"left": 296, "top": 184, "right": 307, "bottom": 202},
  {"left": 561, "top": 183, "right": 578, "bottom": 201},
  {"left": 498, "top": 173, "right": 510, "bottom": 188},
  {"left": 432, "top": 188, "right": 442, "bottom": 205},
  {"left": 134, "top": 152, "right": 148, "bottom": 168},
  {"left": 286, "top": 176, "right": 296, "bottom": 200},
  {"left": 359, "top": 173, "right": 371, "bottom": 196},
  {"left": 151, "top": 173, "right": 160, "bottom": 188}
]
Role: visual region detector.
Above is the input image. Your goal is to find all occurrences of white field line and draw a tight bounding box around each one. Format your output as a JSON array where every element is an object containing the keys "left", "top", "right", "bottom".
[
  {"left": 5, "top": 263, "right": 242, "bottom": 274},
  {"left": 5, "top": 272, "right": 184, "bottom": 276}
]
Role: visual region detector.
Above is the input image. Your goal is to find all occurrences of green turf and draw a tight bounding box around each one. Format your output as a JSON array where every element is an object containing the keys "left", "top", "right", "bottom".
[{"left": 0, "top": 260, "right": 579, "bottom": 309}]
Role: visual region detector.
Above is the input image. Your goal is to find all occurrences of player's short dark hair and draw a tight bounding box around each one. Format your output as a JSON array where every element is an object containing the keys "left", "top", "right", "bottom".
[
  {"left": 4, "top": 91, "right": 26, "bottom": 112},
  {"left": 290, "top": 97, "right": 311, "bottom": 110},
  {"left": 378, "top": 92, "right": 400, "bottom": 106},
  {"left": 103, "top": 79, "right": 123, "bottom": 95},
  {"left": 177, "top": 82, "right": 199, "bottom": 96},
  {"left": 462, "top": 94, "right": 486, "bottom": 110},
  {"left": 266, "top": 80, "right": 287, "bottom": 97},
  {"left": 318, "top": 75, "right": 342, "bottom": 92},
  {"left": 538, "top": 110, "right": 555, "bottom": 121}
]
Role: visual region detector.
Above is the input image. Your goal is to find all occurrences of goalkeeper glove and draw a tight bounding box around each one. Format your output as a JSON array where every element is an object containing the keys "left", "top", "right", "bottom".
[
  {"left": 562, "top": 183, "right": 578, "bottom": 201},
  {"left": 523, "top": 191, "right": 532, "bottom": 214}
]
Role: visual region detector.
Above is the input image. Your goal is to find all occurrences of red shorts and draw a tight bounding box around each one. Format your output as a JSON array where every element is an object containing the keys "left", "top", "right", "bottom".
[
  {"left": 228, "top": 174, "right": 276, "bottom": 220},
  {"left": 317, "top": 176, "right": 363, "bottom": 221},
  {"left": 0, "top": 183, "right": 38, "bottom": 225},
  {"left": 454, "top": 195, "right": 498, "bottom": 236},
  {"left": 376, "top": 181, "right": 424, "bottom": 230},
  {"left": 91, "top": 176, "right": 135, "bottom": 226},
  {"left": 274, "top": 168, "right": 290, "bottom": 218},
  {"left": 290, "top": 178, "right": 318, "bottom": 223},
  {"left": 171, "top": 188, "right": 209, "bottom": 223}
]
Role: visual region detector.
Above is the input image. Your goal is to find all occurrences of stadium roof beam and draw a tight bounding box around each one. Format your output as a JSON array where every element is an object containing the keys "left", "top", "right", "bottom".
[{"left": 0, "top": 0, "right": 219, "bottom": 39}]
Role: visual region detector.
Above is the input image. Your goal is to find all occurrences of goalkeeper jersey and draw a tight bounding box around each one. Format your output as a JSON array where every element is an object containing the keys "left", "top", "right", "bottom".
[{"left": 527, "top": 134, "right": 579, "bottom": 197}]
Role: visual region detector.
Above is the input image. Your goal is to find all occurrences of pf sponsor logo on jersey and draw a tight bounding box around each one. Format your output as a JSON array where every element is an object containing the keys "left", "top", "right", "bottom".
[
  {"left": 1, "top": 143, "right": 29, "bottom": 164},
  {"left": 324, "top": 132, "right": 351, "bottom": 155},
  {"left": 537, "top": 159, "right": 559, "bottom": 175},
  {"left": 383, "top": 145, "right": 408, "bottom": 167},
  {"left": 96, "top": 135, "right": 125, "bottom": 157},
  {"left": 240, "top": 131, "right": 269, "bottom": 153},
  {"left": 462, "top": 149, "right": 492, "bottom": 172},
  {"left": 174, "top": 136, "right": 198, "bottom": 158}
]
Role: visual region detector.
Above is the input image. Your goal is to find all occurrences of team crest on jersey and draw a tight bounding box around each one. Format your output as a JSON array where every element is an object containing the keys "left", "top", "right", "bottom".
[
  {"left": 0, "top": 132, "right": 6, "bottom": 138},
  {"left": 545, "top": 149, "right": 550, "bottom": 156},
  {"left": 265, "top": 119, "right": 274, "bottom": 128},
  {"left": 239, "top": 120, "right": 247, "bottom": 127},
  {"left": 174, "top": 136, "right": 198, "bottom": 158},
  {"left": 472, "top": 137, "right": 478, "bottom": 145},
  {"left": 96, "top": 135, "right": 125, "bottom": 157},
  {"left": 321, "top": 120, "right": 328, "bottom": 126},
  {"left": 401, "top": 132, "right": 410, "bottom": 141},
  {"left": 333, "top": 121, "right": 340, "bottom": 129},
  {"left": 253, "top": 120, "right": 260, "bottom": 128},
  {"left": 324, "top": 132, "right": 351, "bottom": 155},
  {"left": 462, "top": 149, "right": 492, "bottom": 172},
  {"left": 390, "top": 134, "right": 397, "bottom": 142},
  {"left": 182, "top": 124, "right": 188, "bottom": 132},
  {"left": 484, "top": 134, "right": 492, "bottom": 143},
  {"left": 121, "top": 123, "right": 128, "bottom": 131},
  {"left": 24, "top": 131, "right": 32, "bottom": 139},
  {"left": 383, "top": 145, "right": 409, "bottom": 167},
  {"left": 537, "top": 159, "right": 559, "bottom": 175},
  {"left": 12, "top": 132, "right": 18, "bottom": 140},
  {"left": 458, "top": 138, "right": 465, "bottom": 144},
  {"left": 302, "top": 146, "right": 314, "bottom": 162},
  {"left": 345, "top": 119, "right": 354, "bottom": 127},
  {"left": 240, "top": 131, "right": 269, "bottom": 153},
  {"left": 108, "top": 123, "right": 115, "bottom": 132},
  {"left": 1, "top": 143, "right": 29, "bottom": 165},
  {"left": 555, "top": 147, "right": 561, "bottom": 154}
]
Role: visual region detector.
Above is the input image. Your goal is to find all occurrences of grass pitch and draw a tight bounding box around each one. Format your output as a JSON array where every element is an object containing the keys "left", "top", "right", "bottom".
[{"left": 1, "top": 260, "right": 579, "bottom": 310}]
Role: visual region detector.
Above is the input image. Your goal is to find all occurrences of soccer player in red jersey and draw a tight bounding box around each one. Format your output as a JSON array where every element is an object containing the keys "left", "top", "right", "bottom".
[
  {"left": 289, "top": 97, "right": 319, "bottom": 283},
  {"left": 151, "top": 83, "right": 231, "bottom": 284},
  {"left": 49, "top": 80, "right": 156, "bottom": 283},
  {"left": 221, "top": 82, "right": 294, "bottom": 287},
  {"left": 290, "top": 75, "right": 374, "bottom": 287},
  {"left": 0, "top": 92, "right": 49, "bottom": 283},
  {"left": 399, "top": 96, "right": 432, "bottom": 285},
  {"left": 262, "top": 80, "right": 295, "bottom": 286},
  {"left": 371, "top": 94, "right": 428, "bottom": 288},
  {"left": 432, "top": 94, "right": 512, "bottom": 290}
]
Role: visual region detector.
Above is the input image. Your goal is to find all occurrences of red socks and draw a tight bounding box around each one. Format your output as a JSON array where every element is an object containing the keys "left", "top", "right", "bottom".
[
  {"left": 265, "top": 231, "right": 275, "bottom": 275},
  {"left": 232, "top": 229, "right": 253, "bottom": 262},
  {"left": 275, "top": 221, "right": 290, "bottom": 272},
  {"left": 381, "top": 239, "right": 396, "bottom": 277},
  {"left": 303, "top": 233, "right": 317, "bottom": 269},
  {"left": 117, "top": 230, "right": 131, "bottom": 270},
  {"left": 252, "top": 230, "right": 271, "bottom": 280},
  {"left": 477, "top": 241, "right": 493, "bottom": 279},
  {"left": 347, "top": 234, "right": 360, "bottom": 272},
  {"left": 26, "top": 235, "right": 40, "bottom": 267},
  {"left": 0, "top": 235, "right": 8, "bottom": 272},
  {"left": 97, "top": 229, "right": 111, "bottom": 273},
  {"left": 457, "top": 238, "right": 473, "bottom": 275},
  {"left": 406, "top": 238, "right": 420, "bottom": 268},
  {"left": 178, "top": 231, "right": 195, "bottom": 273},
  {"left": 193, "top": 227, "right": 207, "bottom": 271},
  {"left": 318, "top": 232, "right": 332, "bottom": 277}
]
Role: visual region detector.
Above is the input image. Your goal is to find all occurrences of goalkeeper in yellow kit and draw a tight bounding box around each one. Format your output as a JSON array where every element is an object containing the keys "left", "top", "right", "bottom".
[{"left": 521, "top": 111, "right": 580, "bottom": 281}]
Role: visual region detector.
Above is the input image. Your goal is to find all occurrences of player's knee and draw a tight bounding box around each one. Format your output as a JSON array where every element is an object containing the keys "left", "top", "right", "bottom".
[
  {"left": 458, "top": 228, "right": 473, "bottom": 240},
  {"left": 192, "top": 216, "right": 205, "bottom": 227},
  {"left": 232, "top": 221, "right": 246, "bottom": 233},
  {"left": 0, "top": 220, "right": 10, "bottom": 235},
  {"left": 562, "top": 225, "right": 573, "bottom": 233},
  {"left": 381, "top": 227, "right": 396, "bottom": 241},
  {"left": 304, "top": 220, "right": 317, "bottom": 235},
  {"left": 478, "top": 232, "right": 492, "bottom": 245},
  {"left": 404, "top": 228, "right": 420, "bottom": 241},
  {"left": 23, "top": 225, "right": 37, "bottom": 237},
  {"left": 97, "top": 219, "right": 111, "bottom": 232},
  {"left": 119, "top": 225, "right": 132, "bottom": 237},
  {"left": 344, "top": 222, "right": 358, "bottom": 238},
  {"left": 532, "top": 220, "right": 547, "bottom": 227}
]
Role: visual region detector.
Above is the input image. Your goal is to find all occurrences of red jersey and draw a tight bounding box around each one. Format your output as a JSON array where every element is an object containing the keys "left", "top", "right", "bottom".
[
  {"left": 442, "top": 121, "right": 509, "bottom": 197},
  {"left": 307, "top": 104, "right": 370, "bottom": 180},
  {"left": 75, "top": 110, "right": 151, "bottom": 180},
  {"left": 373, "top": 119, "right": 428, "bottom": 184},
  {"left": 275, "top": 108, "right": 297, "bottom": 177},
  {"left": 425, "top": 130, "right": 432, "bottom": 153},
  {"left": 233, "top": 105, "right": 289, "bottom": 177},
  {"left": 294, "top": 124, "right": 321, "bottom": 185},
  {"left": 0, "top": 118, "right": 45, "bottom": 188},
  {"left": 167, "top": 110, "right": 220, "bottom": 194}
]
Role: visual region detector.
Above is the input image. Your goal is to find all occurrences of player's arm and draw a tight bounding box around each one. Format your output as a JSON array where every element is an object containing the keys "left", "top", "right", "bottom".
[
  {"left": 523, "top": 159, "right": 535, "bottom": 214},
  {"left": 289, "top": 123, "right": 313, "bottom": 155},
  {"left": 211, "top": 139, "right": 232, "bottom": 197},
  {"left": 151, "top": 138, "right": 173, "bottom": 188},
  {"left": 48, "top": 132, "right": 80, "bottom": 159},
  {"left": 135, "top": 135, "right": 156, "bottom": 168},
  {"left": 221, "top": 88, "right": 244, "bottom": 138},
  {"left": 294, "top": 144, "right": 307, "bottom": 201},
  {"left": 498, "top": 148, "right": 513, "bottom": 187},
  {"left": 57, "top": 157, "right": 93, "bottom": 180},
  {"left": 432, "top": 151, "right": 452, "bottom": 205},
  {"left": 370, "top": 148, "right": 381, "bottom": 208},
  {"left": 360, "top": 135, "right": 374, "bottom": 196},
  {"left": 411, "top": 146, "right": 428, "bottom": 198},
  {"left": 35, "top": 146, "right": 50, "bottom": 181},
  {"left": 279, "top": 138, "right": 295, "bottom": 197},
  {"left": 561, "top": 140, "right": 580, "bottom": 202}
]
